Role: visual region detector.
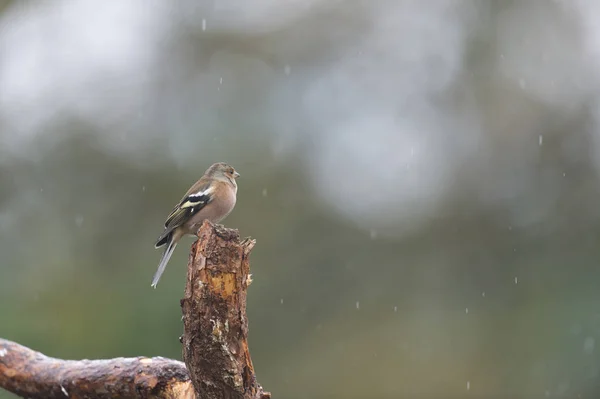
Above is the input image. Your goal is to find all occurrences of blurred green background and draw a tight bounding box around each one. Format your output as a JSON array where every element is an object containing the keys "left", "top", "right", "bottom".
[{"left": 2, "top": 1, "right": 600, "bottom": 398}]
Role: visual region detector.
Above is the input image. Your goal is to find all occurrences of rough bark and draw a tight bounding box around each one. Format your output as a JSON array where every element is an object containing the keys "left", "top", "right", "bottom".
[
  {"left": 0, "top": 338, "right": 195, "bottom": 399},
  {"left": 180, "top": 220, "right": 270, "bottom": 399}
]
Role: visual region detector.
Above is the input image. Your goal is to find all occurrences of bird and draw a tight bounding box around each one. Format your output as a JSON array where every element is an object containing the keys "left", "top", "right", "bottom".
[{"left": 151, "top": 162, "right": 240, "bottom": 288}]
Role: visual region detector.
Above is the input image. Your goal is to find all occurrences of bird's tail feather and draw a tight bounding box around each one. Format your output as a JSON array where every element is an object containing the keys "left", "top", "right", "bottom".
[
  {"left": 155, "top": 230, "right": 170, "bottom": 248},
  {"left": 151, "top": 237, "right": 178, "bottom": 288}
]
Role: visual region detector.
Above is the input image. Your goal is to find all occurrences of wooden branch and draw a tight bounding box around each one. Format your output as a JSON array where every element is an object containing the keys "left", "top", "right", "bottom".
[
  {"left": 0, "top": 338, "right": 195, "bottom": 399},
  {"left": 181, "top": 221, "right": 270, "bottom": 399},
  {"left": 0, "top": 220, "right": 269, "bottom": 399}
]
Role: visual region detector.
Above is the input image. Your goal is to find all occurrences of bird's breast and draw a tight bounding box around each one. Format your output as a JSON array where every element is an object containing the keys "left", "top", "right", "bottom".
[
  {"left": 185, "top": 186, "right": 237, "bottom": 231},
  {"left": 212, "top": 190, "right": 236, "bottom": 222}
]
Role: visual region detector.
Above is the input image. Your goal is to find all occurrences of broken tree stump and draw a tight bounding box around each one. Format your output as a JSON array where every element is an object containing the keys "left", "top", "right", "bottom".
[{"left": 181, "top": 220, "right": 270, "bottom": 399}]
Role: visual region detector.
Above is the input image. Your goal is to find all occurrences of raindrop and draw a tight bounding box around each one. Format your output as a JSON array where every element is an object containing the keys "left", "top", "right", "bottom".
[
  {"left": 466, "top": 381, "right": 470, "bottom": 391},
  {"left": 280, "top": 298, "right": 284, "bottom": 305},
  {"left": 40, "top": 188, "right": 44, "bottom": 192},
  {"left": 482, "top": 292, "right": 485, "bottom": 297},
  {"left": 370, "top": 230, "right": 378, "bottom": 240},
  {"left": 394, "top": 306, "right": 397, "bottom": 312},
  {"left": 142, "top": 186, "right": 146, "bottom": 192},
  {"left": 584, "top": 337, "right": 595, "bottom": 354},
  {"left": 262, "top": 188, "right": 268, "bottom": 197},
  {"left": 284, "top": 65, "right": 291, "bottom": 75},
  {"left": 202, "top": 19, "right": 207, "bottom": 31},
  {"left": 465, "top": 308, "right": 469, "bottom": 314},
  {"left": 539, "top": 135, "right": 543, "bottom": 146},
  {"left": 514, "top": 276, "right": 518, "bottom": 284},
  {"left": 556, "top": 381, "right": 569, "bottom": 395},
  {"left": 519, "top": 78, "right": 526, "bottom": 89},
  {"left": 75, "top": 215, "right": 84, "bottom": 228},
  {"left": 356, "top": 301, "right": 360, "bottom": 310},
  {"left": 219, "top": 77, "right": 223, "bottom": 84}
]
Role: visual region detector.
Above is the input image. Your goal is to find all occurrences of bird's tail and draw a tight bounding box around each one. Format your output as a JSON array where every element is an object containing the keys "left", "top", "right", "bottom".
[{"left": 151, "top": 234, "right": 178, "bottom": 288}]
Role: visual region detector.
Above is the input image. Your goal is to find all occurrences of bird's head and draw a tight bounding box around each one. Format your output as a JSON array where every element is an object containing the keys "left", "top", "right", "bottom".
[{"left": 206, "top": 162, "right": 240, "bottom": 183}]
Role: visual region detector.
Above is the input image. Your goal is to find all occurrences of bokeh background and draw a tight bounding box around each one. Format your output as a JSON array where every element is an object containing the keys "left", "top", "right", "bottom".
[{"left": 2, "top": 0, "right": 600, "bottom": 398}]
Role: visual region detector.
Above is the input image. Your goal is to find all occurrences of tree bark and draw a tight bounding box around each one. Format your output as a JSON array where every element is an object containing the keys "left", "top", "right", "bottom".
[
  {"left": 0, "top": 338, "right": 195, "bottom": 399},
  {"left": 0, "top": 221, "right": 269, "bottom": 399},
  {"left": 181, "top": 221, "right": 270, "bottom": 399}
]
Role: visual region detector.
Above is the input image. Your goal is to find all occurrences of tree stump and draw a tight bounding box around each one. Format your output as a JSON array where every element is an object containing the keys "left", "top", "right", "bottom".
[{"left": 181, "top": 221, "right": 270, "bottom": 399}]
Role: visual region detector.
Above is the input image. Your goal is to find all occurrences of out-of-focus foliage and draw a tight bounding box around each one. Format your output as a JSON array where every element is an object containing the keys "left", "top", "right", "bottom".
[{"left": 2, "top": 1, "right": 600, "bottom": 398}]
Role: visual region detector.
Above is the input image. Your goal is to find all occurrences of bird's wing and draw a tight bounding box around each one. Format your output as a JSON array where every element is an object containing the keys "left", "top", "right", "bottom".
[
  {"left": 154, "top": 179, "right": 215, "bottom": 248},
  {"left": 164, "top": 182, "right": 214, "bottom": 230}
]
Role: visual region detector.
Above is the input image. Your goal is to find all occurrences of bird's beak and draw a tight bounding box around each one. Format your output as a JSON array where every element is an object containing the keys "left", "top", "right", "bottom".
[{"left": 233, "top": 171, "right": 241, "bottom": 178}]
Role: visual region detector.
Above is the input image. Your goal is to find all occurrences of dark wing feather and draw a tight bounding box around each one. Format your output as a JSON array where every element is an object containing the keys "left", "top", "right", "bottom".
[
  {"left": 164, "top": 192, "right": 211, "bottom": 228},
  {"left": 154, "top": 181, "right": 212, "bottom": 247}
]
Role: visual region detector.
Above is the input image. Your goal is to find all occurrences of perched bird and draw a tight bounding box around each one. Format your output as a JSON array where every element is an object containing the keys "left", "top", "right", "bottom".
[{"left": 151, "top": 162, "right": 240, "bottom": 288}]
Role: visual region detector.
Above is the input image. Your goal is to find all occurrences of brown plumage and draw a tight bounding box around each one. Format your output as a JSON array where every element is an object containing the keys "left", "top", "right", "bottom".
[{"left": 151, "top": 162, "right": 240, "bottom": 288}]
